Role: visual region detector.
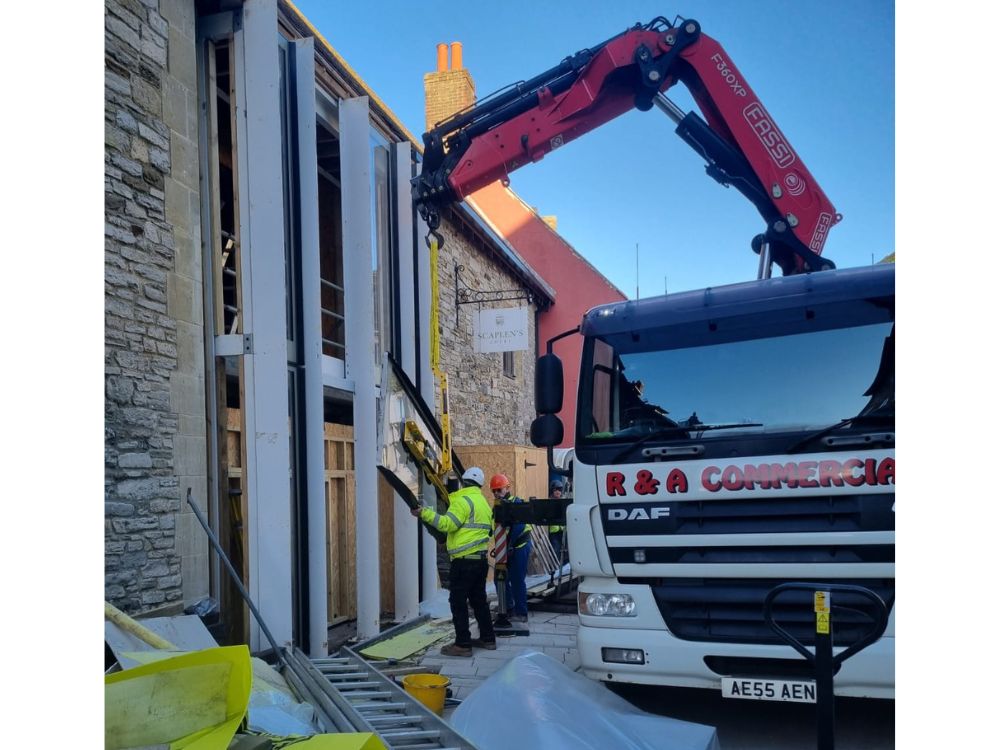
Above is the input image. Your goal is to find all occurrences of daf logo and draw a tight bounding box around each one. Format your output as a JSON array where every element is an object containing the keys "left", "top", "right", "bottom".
[{"left": 608, "top": 506, "right": 671, "bottom": 521}]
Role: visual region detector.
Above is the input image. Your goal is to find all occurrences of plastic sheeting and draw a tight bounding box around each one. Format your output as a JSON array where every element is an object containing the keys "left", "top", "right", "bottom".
[
  {"left": 419, "top": 587, "right": 454, "bottom": 619},
  {"left": 248, "top": 658, "right": 319, "bottom": 736},
  {"left": 105, "top": 613, "right": 219, "bottom": 668},
  {"left": 105, "top": 645, "right": 252, "bottom": 750},
  {"left": 450, "top": 651, "right": 720, "bottom": 750}
]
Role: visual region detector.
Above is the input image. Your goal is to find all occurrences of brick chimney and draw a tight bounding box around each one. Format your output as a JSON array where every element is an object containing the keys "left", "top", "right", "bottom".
[{"left": 424, "top": 41, "right": 476, "bottom": 133}]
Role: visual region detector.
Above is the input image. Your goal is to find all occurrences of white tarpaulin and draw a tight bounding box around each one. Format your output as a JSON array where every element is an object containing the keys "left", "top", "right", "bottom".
[
  {"left": 451, "top": 651, "right": 720, "bottom": 750},
  {"left": 473, "top": 306, "right": 529, "bottom": 353}
]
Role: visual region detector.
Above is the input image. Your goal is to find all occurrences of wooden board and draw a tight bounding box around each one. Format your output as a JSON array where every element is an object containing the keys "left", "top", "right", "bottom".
[
  {"left": 325, "top": 423, "right": 357, "bottom": 621},
  {"left": 454, "top": 445, "right": 550, "bottom": 503},
  {"left": 359, "top": 618, "right": 453, "bottom": 661},
  {"left": 378, "top": 472, "right": 396, "bottom": 614},
  {"left": 456, "top": 445, "right": 558, "bottom": 579},
  {"left": 223, "top": 419, "right": 399, "bottom": 625},
  {"left": 225, "top": 408, "right": 249, "bottom": 645}
]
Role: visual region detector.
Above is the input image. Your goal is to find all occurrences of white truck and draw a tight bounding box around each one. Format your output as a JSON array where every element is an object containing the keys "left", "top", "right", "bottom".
[{"left": 547, "top": 263, "right": 894, "bottom": 700}]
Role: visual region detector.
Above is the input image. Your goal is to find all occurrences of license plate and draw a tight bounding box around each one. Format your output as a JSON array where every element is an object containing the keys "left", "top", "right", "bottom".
[{"left": 721, "top": 677, "right": 817, "bottom": 703}]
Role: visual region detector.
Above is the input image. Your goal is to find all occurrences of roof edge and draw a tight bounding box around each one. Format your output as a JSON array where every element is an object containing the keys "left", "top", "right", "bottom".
[
  {"left": 282, "top": 0, "right": 422, "bottom": 150},
  {"left": 498, "top": 185, "right": 628, "bottom": 300}
]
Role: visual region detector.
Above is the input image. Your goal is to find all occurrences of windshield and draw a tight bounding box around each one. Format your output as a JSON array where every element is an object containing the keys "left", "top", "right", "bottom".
[{"left": 580, "top": 318, "right": 894, "bottom": 445}]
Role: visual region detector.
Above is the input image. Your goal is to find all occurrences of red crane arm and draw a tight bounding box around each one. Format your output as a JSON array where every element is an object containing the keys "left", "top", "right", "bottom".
[{"left": 414, "top": 18, "right": 840, "bottom": 274}]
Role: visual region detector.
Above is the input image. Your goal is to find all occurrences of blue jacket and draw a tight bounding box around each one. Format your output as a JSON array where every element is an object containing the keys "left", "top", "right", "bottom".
[{"left": 497, "top": 495, "right": 532, "bottom": 549}]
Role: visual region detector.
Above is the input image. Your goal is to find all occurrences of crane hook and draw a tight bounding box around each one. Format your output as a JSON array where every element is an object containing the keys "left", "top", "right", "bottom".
[{"left": 425, "top": 227, "right": 444, "bottom": 250}]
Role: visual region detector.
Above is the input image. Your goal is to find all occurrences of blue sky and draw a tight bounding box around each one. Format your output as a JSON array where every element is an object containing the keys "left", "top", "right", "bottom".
[{"left": 294, "top": 0, "right": 893, "bottom": 295}]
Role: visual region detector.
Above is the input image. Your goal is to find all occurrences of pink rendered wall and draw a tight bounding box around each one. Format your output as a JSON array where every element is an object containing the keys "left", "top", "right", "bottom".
[{"left": 468, "top": 182, "right": 627, "bottom": 447}]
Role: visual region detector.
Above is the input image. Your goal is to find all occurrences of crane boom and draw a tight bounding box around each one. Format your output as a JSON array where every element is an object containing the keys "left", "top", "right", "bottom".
[{"left": 413, "top": 17, "right": 840, "bottom": 275}]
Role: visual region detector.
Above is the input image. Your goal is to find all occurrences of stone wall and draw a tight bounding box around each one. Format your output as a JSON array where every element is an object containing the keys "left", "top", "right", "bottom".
[
  {"left": 435, "top": 222, "right": 537, "bottom": 447},
  {"left": 105, "top": 0, "right": 206, "bottom": 614}
]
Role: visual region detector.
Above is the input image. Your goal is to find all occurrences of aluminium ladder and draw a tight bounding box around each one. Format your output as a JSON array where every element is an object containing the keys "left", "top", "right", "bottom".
[{"left": 284, "top": 646, "right": 478, "bottom": 750}]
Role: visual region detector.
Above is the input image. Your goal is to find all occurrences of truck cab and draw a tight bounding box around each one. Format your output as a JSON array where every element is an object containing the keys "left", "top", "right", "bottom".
[{"left": 537, "top": 263, "right": 894, "bottom": 698}]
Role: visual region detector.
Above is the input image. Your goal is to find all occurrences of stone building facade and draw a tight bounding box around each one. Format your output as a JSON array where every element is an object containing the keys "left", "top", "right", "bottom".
[
  {"left": 434, "top": 219, "right": 539, "bottom": 448},
  {"left": 105, "top": 0, "right": 207, "bottom": 614},
  {"left": 104, "top": 0, "right": 552, "bottom": 626}
]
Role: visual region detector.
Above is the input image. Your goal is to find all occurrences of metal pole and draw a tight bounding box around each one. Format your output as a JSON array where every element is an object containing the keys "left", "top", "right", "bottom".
[
  {"left": 393, "top": 141, "right": 420, "bottom": 623},
  {"left": 292, "top": 36, "right": 329, "bottom": 660},
  {"left": 653, "top": 92, "right": 686, "bottom": 124},
  {"left": 757, "top": 240, "right": 773, "bottom": 280},
  {"left": 493, "top": 524, "right": 511, "bottom": 628},
  {"left": 341, "top": 96, "right": 381, "bottom": 641},
  {"left": 766, "top": 583, "right": 888, "bottom": 750},
  {"left": 186, "top": 488, "right": 288, "bottom": 668},
  {"left": 814, "top": 590, "right": 835, "bottom": 750}
]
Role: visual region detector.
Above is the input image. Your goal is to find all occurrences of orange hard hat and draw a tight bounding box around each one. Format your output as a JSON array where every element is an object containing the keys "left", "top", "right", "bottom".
[{"left": 489, "top": 474, "right": 510, "bottom": 491}]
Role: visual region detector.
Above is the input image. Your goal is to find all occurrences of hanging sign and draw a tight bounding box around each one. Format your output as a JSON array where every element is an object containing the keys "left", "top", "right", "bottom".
[{"left": 473, "top": 306, "right": 529, "bottom": 353}]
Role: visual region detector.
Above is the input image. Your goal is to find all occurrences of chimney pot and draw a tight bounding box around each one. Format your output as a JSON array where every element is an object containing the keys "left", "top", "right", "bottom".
[
  {"left": 436, "top": 43, "right": 448, "bottom": 72},
  {"left": 450, "top": 42, "right": 463, "bottom": 70}
]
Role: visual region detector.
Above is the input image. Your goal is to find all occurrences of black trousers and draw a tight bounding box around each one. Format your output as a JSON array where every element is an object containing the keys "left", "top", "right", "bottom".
[{"left": 448, "top": 556, "right": 495, "bottom": 646}]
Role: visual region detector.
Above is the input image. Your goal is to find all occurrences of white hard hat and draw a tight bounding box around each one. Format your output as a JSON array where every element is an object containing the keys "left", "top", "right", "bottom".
[{"left": 462, "top": 467, "right": 485, "bottom": 487}]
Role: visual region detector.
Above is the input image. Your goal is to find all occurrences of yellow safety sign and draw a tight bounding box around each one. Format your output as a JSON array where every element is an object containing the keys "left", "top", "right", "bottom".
[
  {"left": 814, "top": 591, "right": 830, "bottom": 613},
  {"left": 816, "top": 611, "right": 830, "bottom": 635}
]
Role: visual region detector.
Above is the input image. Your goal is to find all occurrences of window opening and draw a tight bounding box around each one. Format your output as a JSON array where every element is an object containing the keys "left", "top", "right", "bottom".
[
  {"left": 213, "top": 42, "right": 241, "bottom": 336},
  {"left": 503, "top": 350, "right": 515, "bottom": 379},
  {"left": 199, "top": 32, "right": 248, "bottom": 646},
  {"left": 316, "top": 119, "right": 345, "bottom": 359},
  {"left": 372, "top": 140, "right": 394, "bottom": 369}
]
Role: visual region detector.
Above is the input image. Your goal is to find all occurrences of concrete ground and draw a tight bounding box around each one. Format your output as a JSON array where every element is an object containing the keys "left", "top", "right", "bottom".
[
  {"left": 403, "top": 607, "right": 893, "bottom": 749},
  {"left": 412, "top": 610, "right": 580, "bottom": 717}
]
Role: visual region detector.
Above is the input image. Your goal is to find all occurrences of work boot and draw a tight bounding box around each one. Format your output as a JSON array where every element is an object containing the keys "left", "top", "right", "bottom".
[
  {"left": 470, "top": 638, "right": 497, "bottom": 650},
  {"left": 440, "top": 642, "right": 473, "bottom": 657}
]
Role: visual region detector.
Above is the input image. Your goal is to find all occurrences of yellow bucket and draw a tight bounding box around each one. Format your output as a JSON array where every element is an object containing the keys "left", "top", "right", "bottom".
[{"left": 401, "top": 673, "right": 451, "bottom": 715}]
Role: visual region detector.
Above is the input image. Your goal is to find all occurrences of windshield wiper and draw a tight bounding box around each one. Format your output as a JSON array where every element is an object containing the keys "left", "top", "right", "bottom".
[
  {"left": 787, "top": 414, "right": 894, "bottom": 454},
  {"left": 612, "top": 423, "right": 763, "bottom": 462}
]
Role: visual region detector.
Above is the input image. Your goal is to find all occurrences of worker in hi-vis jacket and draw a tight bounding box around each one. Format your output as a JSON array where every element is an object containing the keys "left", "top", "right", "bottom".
[
  {"left": 490, "top": 473, "right": 533, "bottom": 623},
  {"left": 412, "top": 467, "right": 497, "bottom": 656}
]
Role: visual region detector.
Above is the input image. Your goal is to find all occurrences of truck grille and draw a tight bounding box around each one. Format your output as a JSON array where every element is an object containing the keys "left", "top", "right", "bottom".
[
  {"left": 609, "top": 545, "right": 893, "bottom": 565},
  {"left": 641, "top": 577, "right": 894, "bottom": 646},
  {"left": 602, "top": 493, "right": 894, "bottom": 537}
]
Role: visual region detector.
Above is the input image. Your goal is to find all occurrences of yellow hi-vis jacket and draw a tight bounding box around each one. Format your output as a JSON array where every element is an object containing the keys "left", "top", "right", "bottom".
[
  {"left": 419, "top": 485, "right": 493, "bottom": 560},
  {"left": 549, "top": 497, "right": 564, "bottom": 534}
]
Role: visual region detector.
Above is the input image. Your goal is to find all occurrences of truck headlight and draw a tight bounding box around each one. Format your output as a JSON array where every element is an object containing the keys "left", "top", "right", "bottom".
[
  {"left": 579, "top": 592, "right": 637, "bottom": 617},
  {"left": 602, "top": 647, "right": 645, "bottom": 664}
]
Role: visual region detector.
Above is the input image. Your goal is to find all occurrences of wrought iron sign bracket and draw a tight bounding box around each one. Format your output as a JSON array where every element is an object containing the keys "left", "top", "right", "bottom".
[{"left": 454, "top": 263, "right": 533, "bottom": 313}]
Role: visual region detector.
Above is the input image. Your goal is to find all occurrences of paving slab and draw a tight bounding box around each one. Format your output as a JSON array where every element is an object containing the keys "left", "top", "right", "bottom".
[{"left": 407, "top": 608, "right": 580, "bottom": 722}]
